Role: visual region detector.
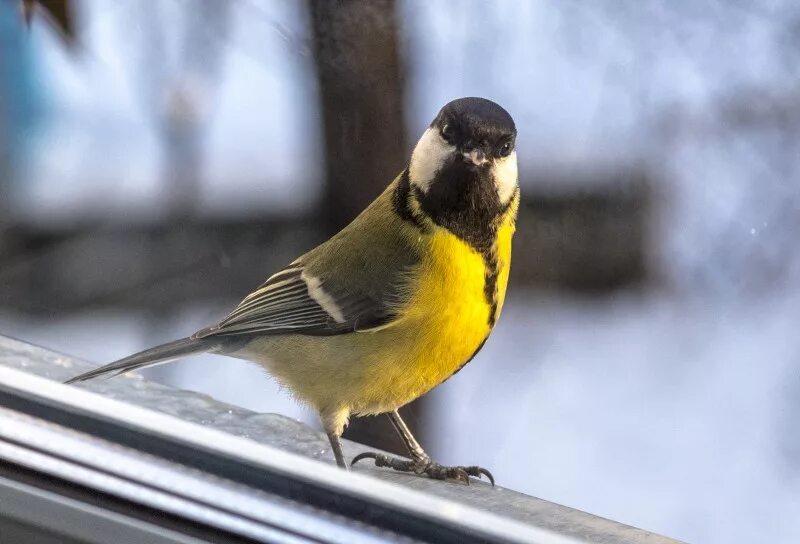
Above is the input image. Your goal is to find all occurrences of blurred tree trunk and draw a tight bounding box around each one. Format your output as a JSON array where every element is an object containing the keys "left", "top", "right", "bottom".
[
  {"left": 308, "top": 0, "right": 407, "bottom": 233},
  {"left": 309, "top": 0, "right": 415, "bottom": 455}
]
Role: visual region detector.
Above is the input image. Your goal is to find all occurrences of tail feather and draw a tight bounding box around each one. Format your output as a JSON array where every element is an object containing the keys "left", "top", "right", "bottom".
[{"left": 65, "top": 337, "right": 215, "bottom": 384}]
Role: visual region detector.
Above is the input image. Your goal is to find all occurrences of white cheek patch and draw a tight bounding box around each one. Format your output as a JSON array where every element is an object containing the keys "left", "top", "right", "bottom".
[
  {"left": 409, "top": 128, "right": 455, "bottom": 192},
  {"left": 492, "top": 151, "right": 518, "bottom": 204}
]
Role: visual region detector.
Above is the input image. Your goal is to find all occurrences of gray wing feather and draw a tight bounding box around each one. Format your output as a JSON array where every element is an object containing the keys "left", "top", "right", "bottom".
[
  {"left": 194, "top": 180, "right": 421, "bottom": 340},
  {"left": 194, "top": 264, "right": 398, "bottom": 338}
]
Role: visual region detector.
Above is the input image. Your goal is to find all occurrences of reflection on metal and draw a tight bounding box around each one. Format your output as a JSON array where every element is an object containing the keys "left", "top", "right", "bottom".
[
  {"left": 0, "top": 335, "right": 681, "bottom": 544},
  {"left": 0, "top": 476, "right": 210, "bottom": 544}
]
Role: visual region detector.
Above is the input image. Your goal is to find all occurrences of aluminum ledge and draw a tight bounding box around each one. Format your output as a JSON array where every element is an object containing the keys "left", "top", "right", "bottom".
[{"left": 0, "top": 335, "right": 681, "bottom": 544}]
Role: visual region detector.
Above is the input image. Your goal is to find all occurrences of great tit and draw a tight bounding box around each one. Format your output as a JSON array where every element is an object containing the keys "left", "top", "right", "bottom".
[{"left": 67, "top": 97, "right": 519, "bottom": 484}]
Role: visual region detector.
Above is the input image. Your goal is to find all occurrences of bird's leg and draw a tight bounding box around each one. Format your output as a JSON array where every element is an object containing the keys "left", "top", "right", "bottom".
[
  {"left": 351, "top": 410, "right": 494, "bottom": 485},
  {"left": 322, "top": 413, "right": 349, "bottom": 470},
  {"left": 388, "top": 409, "right": 428, "bottom": 462},
  {"left": 326, "top": 430, "right": 347, "bottom": 469}
]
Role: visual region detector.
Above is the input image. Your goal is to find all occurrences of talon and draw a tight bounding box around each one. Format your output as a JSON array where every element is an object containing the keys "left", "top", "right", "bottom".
[
  {"left": 478, "top": 468, "right": 495, "bottom": 487},
  {"left": 351, "top": 452, "right": 379, "bottom": 466},
  {"left": 350, "top": 451, "right": 496, "bottom": 486},
  {"left": 351, "top": 451, "right": 402, "bottom": 470}
]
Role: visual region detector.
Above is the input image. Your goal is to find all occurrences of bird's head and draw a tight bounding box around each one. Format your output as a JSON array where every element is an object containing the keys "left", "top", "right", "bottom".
[{"left": 409, "top": 97, "right": 518, "bottom": 212}]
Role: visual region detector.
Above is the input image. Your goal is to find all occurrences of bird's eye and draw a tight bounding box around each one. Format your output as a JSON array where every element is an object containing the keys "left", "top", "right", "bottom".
[
  {"left": 441, "top": 124, "right": 456, "bottom": 144},
  {"left": 499, "top": 141, "right": 513, "bottom": 157}
]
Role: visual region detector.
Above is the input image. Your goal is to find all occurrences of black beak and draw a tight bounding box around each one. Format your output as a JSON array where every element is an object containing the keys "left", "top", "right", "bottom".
[{"left": 463, "top": 148, "right": 488, "bottom": 166}]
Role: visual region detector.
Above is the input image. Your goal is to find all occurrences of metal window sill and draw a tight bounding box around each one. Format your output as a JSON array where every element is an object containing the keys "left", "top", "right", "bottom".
[{"left": 0, "top": 335, "right": 680, "bottom": 544}]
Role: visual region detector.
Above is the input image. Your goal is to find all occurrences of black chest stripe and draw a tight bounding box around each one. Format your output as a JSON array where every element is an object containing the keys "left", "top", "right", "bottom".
[{"left": 482, "top": 250, "right": 500, "bottom": 328}]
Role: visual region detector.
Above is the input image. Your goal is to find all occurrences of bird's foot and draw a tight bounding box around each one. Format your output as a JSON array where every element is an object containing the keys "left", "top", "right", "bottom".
[{"left": 351, "top": 452, "right": 494, "bottom": 486}]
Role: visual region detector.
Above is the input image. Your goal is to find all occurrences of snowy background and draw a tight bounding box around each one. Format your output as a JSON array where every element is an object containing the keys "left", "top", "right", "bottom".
[{"left": 3, "top": 1, "right": 800, "bottom": 542}]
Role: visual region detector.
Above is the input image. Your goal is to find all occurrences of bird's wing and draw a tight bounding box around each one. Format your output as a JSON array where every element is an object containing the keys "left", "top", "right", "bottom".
[
  {"left": 195, "top": 184, "right": 422, "bottom": 339},
  {"left": 195, "top": 262, "right": 401, "bottom": 338}
]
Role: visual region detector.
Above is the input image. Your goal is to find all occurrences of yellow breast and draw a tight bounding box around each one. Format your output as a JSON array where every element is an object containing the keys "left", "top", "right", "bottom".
[
  {"left": 243, "top": 204, "right": 516, "bottom": 417},
  {"left": 397, "top": 231, "right": 493, "bottom": 383},
  {"left": 348, "top": 210, "right": 516, "bottom": 414}
]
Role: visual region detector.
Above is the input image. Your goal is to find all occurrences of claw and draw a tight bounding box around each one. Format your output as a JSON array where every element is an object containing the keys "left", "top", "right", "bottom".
[
  {"left": 350, "top": 451, "right": 495, "bottom": 486},
  {"left": 477, "top": 467, "right": 495, "bottom": 487},
  {"left": 351, "top": 451, "right": 381, "bottom": 466}
]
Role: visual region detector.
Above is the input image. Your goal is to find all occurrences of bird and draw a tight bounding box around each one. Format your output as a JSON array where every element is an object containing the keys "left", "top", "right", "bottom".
[{"left": 66, "top": 97, "right": 519, "bottom": 485}]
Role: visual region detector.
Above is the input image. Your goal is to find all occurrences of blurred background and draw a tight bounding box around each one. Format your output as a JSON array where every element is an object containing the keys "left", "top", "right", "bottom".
[{"left": 2, "top": 1, "right": 800, "bottom": 542}]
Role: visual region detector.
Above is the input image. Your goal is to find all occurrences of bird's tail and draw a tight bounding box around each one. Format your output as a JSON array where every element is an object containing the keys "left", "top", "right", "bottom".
[{"left": 65, "top": 336, "right": 217, "bottom": 384}]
